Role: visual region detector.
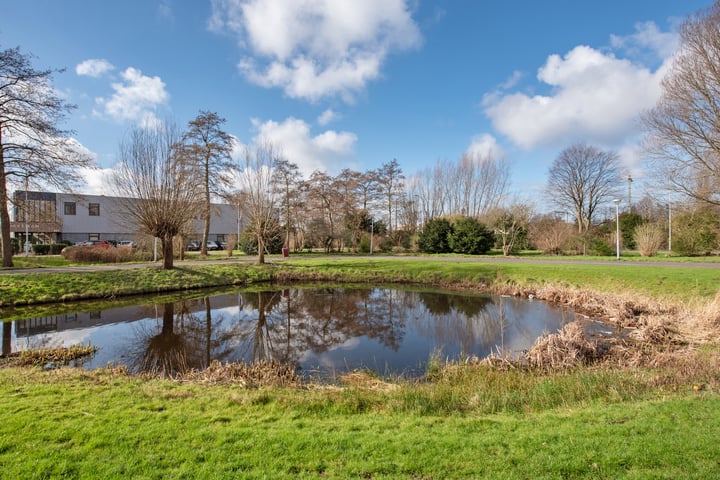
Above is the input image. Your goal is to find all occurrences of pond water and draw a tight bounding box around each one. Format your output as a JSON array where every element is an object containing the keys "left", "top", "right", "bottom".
[{"left": 2, "top": 286, "right": 574, "bottom": 380}]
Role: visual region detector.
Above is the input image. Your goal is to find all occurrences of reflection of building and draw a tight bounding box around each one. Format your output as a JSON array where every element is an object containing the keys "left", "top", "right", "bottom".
[{"left": 11, "top": 190, "right": 237, "bottom": 244}]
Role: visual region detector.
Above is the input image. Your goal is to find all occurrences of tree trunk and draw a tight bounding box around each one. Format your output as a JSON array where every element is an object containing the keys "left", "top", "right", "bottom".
[
  {"left": 257, "top": 231, "right": 265, "bottom": 264},
  {"left": 162, "top": 233, "right": 174, "bottom": 269},
  {"left": 201, "top": 167, "right": 210, "bottom": 258},
  {"left": 0, "top": 142, "right": 14, "bottom": 267}
]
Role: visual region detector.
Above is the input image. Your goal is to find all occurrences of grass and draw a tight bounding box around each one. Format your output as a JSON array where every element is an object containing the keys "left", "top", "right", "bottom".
[
  {"left": 1, "top": 255, "right": 719, "bottom": 307},
  {"left": 0, "top": 366, "right": 719, "bottom": 479}
]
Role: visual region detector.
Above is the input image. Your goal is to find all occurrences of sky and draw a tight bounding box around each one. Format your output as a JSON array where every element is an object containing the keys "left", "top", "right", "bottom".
[{"left": 2, "top": 0, "right": 713, "bottom": 206}]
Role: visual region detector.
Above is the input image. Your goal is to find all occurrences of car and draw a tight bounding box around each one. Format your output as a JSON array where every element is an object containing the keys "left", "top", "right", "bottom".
[
  {"left": 81, "top": 240, "right": 113, "bottom": 248},
  {"left": 117, "top": 240, "right": 136, "bottom": 248},
  {"left": 207, "top": 241, "right": 221, "bottom": 251},
  {"left": 186, "top": 241, "right": 200, "bottom": 251}
]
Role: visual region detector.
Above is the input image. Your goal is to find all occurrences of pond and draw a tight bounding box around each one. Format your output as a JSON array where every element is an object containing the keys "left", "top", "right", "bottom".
[{"left": 2, "top": 286, "right": 574, "bottom": 381}]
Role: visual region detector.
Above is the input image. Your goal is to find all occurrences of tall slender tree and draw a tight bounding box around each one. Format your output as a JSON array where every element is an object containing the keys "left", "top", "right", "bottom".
[
  {"left": 0, "top": 46, "right": 93, "bottom": 266},
  {"left": 178, "top": 111, "right": 234, "bottom": 257},
  {"left": 376, "top": 159, "right": 404, "bottom": 233}
]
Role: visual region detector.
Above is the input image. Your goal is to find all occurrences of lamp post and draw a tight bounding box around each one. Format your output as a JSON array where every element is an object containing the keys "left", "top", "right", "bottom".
[
  {"left": 369, "top": 216, "right": 374, "bottom": 255},
  {"left": 24, "top": 178, "right": 29, "bottom": 257},
  {"left": 613, "top": 199, "right": 621, "bottom": 260}
]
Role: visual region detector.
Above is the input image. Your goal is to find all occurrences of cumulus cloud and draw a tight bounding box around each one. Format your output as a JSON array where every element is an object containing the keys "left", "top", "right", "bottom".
[
  {"left": 76, "top": 59, "right": 114, "bottom": 78},
  {"left": 248, "top": 117, "right": 357, "bottom": 175},
  {"left": 208, "top": 0, "right": 422, "bottom": 102},
  {"left": 483, "top": 43, "right": 668, "bottom": 150},
  {"left": 96, "top": 67, "right": 169, "bottom": 123},
  {"left": 466, "top": 133, "right": 503, "bottom": 159},
  {"left": 317, "top": 108, "right": 339, "bottom": 125},
  {"left": 79, "top": 166, "right": 116, "bottom": 195}
]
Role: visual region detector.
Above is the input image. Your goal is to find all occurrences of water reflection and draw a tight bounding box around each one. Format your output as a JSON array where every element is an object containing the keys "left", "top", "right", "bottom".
[{"left": 4, "top": 287, "right": 573, "bottom": 380}]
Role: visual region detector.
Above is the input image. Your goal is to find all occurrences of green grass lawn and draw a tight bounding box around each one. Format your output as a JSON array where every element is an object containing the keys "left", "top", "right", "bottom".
[{"left": 1, "top": 367, "right": 718, "bottom": 479}]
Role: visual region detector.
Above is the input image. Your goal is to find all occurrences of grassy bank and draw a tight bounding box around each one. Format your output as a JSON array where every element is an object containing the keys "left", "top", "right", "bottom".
[
  {"left": 2, "top": 256, "right": 720, "bottom": 478},
  {"left": 2, "top": 256, "right": 719, "bottom": 307}
]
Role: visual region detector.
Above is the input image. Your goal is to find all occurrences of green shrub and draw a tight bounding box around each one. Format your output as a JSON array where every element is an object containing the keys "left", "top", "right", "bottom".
[
  {"left": 418, "top": 218, "right": 453, "bottom": 253},
  {"left": 50, "top": 243, "right": 67, "bottom": 255},
  {"left": 31, "top": 244, "right": 51, "bottom": 255},
  {"left": 448, "top": 217, "right": 494, "bottom": 255}
]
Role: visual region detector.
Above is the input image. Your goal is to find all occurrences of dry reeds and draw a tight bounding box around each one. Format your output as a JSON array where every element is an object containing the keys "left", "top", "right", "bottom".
[
  {"left": 525, "top": 322, "right": 599, "bottom": 370},
  {"left": 177, "top": 360, "right": 299, "bottom": 388}
]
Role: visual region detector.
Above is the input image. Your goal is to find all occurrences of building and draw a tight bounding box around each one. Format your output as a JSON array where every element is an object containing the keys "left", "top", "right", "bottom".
[{"left": 10, "top": 190, "right": 240, "bottom": 245}]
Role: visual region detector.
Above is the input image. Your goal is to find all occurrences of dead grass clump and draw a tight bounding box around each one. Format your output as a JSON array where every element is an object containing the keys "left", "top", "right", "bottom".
[
  {"left": 177, "top": 360, "right": 299, "bottom": 388},
  {"left": 525, "top": 321, "right": 599, "bottom": 370},
  {"left": 1, "top": 345, "right": 98, "bottom": 367},
  {"left": 339, "top": 371, "right": 399, "bottom": 391}
]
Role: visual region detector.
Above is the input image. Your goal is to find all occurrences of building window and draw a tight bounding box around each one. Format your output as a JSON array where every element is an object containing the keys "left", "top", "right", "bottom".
[
  {"left": 64, "top": 202, "right": 76, "bottom": 215},
  {"left": 89, "top": 233, "right": 100, "bottom": 241},
  {"left": 89, "top": 203, "right": 100, "bottom": 216}
]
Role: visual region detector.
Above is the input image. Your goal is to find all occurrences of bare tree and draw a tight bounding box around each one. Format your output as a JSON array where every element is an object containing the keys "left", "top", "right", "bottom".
[
  {"left": 408, "top": 153, "right": 510, "bottom": 222},
  {"left": 376, "top": 159, "right": 404, "bottom": 233},
  {"left": 528, "top": 215, "right": 573, "bottom": 255},
  {"left": 0, "top": 46, "right": 94, "bottom": 266},
  {"left": 546, "top": 143, "right": 621, "bottom": 233},
  {"left": 178, "top": 111, "right": 234, "bottom": 257},
  {"left": 112, "top": 121, "right": 196, "bottom": 269},
  {"left": 235, "top": 141, "right": 280, "bottom": 264},
  {"left": 306, "top": 170, "right": 341, "bottom": 252},
  {"left": 485, "top": 202, "right": 533, "bottom": 256},
  {"left": 272, "top": 158, "right": 304, "bottom": 250},
  {"left": 643, "top": 2, "right": 720, "bottom": 206}
]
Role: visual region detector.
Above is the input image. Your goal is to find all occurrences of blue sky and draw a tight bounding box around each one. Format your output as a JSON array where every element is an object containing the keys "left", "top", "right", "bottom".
[{"left": 2, "top": 0, "right": 712, "bottom": 203}]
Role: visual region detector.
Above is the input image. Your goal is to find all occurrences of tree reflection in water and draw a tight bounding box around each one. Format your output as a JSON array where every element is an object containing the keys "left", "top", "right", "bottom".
[{"left": 15, "top": 286, "right": 571, "bottom": 379}]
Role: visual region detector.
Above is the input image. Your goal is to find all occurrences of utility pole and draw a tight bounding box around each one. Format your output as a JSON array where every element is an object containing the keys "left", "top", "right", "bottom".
[{"left": 627, "top": 175, "right": 632, "bottom": 212}]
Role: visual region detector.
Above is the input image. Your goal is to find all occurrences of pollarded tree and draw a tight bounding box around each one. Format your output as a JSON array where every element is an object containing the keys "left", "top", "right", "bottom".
[
  {"left": 178, "top": 111, "right": 234, "bottom": 257},
  {"left": 235, "top": 141, "right": 281, "bottom": 264},
  {"left": 546, "top": 143, "right": 621, "bottom": 233},
  {"left": 0, "top": 46, "right": 94, "bottom": 266},
  {"left": 643, "top": 2, "right": 720, "bottom": 206},
  {"left": 112, "top": 120, "right": 196, "bottom": 270}
]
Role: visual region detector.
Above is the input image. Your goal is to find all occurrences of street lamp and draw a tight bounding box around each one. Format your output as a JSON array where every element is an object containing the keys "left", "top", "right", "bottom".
[
  {"left": 613, "top": 199, "right": 621, "bottom": 260},
  {"left": 24, "top": 178, "right": 29, "bottom": 257}
]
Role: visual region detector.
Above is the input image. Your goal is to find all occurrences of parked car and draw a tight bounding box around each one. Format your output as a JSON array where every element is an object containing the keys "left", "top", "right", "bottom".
[
  {"left": 117, "top": 240, "right": 136, "bottom": 249},
  {"left": 80, "top": 240, "right": 113, "bottom": 248},
  {"left": 186, "top": 241, "right": 200, "bottom": 251},
  {"left": 206, "top": 241, "right": 221, "bottom": 251}
]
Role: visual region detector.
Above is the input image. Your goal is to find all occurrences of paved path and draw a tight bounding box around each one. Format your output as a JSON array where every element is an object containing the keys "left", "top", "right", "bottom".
[{"left": 1, "top": 254, "right": 718, "bottom": 275}]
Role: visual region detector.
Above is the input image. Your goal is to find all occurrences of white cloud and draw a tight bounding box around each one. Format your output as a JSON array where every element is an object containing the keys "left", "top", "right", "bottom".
[
  {"left": 483, "top": 44, "right": 667, "bottom": 150},
  {"left": 76, "top": 59, "right": 114, "bottom": 78},
  {"left": 466, "top": 133, "right": 502, "bottom": 159},
  {"left": 79, "top": 166, "right": 116, "bottom": 195},
  {"left": 317, "top": 108, "right": 339, "bottom": 125},
  {"left": 209, "top": 0, "right": 422, "bottom": 102},
  {"left": 610, "top": 21, "right": 678, "bottom": 60},
  {"left": 249, "top": 117, "right": 357, "bottom": 175},
  {"left": 96, "top": 67, "right": 169, "bottom": 123}
]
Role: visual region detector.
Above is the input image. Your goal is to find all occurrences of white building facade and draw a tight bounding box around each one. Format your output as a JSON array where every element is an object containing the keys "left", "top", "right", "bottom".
[{"left": 11, "top": 191, "right": 239, "bottom": 245}]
